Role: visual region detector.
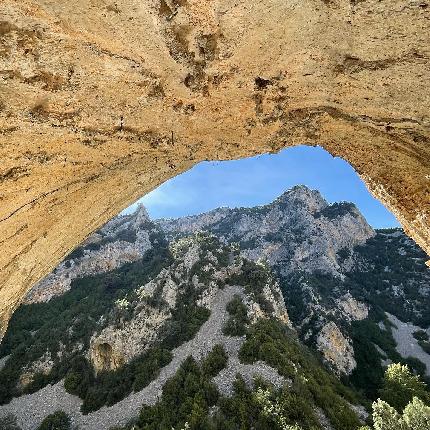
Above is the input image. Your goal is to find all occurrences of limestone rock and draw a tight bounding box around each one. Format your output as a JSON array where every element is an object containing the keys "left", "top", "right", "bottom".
[
  {"left": 87, "top": 233, "right": 289, "bottom": 371},
  {"left": 0, "top": 0, "right": 429, "bottom": 338},
  {"left": 336, "top": 293, "right": 368, "bottom": 322},
  {"left": 316, "top": 321, "right": 356, "bottom": 375}
]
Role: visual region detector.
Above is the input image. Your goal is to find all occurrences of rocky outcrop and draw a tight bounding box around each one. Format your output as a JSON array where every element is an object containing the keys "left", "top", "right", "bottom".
[
  {"left": 88, "top": 277, "right": 176, "bottom": 372},
  {"left": 336, "top": 293, "right": 368, "bottom": 322},
  {"left": 316, "top": 321, "right": 356, "bottom": 375},
  {"left": 90, "top": 342, "right": 124, "bottom": 374},
  {"left": 0, "top": 0, "right": 429, "bottom": 339},
  {"left": 88, "top": 233, "right": 289, "bottom": 371}
]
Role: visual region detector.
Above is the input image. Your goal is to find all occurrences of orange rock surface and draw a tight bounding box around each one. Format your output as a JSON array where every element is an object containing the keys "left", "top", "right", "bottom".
[{"left": 0, "top": 0, "right": 429, "bottom": 336}]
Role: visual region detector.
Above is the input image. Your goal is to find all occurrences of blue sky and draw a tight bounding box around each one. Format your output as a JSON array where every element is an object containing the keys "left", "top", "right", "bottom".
[{"left": 125, "top": 145, "right": 400, "bottom": 228}]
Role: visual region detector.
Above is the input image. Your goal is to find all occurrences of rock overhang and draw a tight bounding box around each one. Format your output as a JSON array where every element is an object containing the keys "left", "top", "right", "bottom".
[{"left": 0, "top": 0, "right": 429, "bottom": 337}]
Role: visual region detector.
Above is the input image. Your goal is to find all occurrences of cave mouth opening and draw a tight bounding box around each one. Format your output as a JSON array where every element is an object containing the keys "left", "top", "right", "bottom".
[{"left": 0, "top": 143, "right": 429, "bottom": 423}]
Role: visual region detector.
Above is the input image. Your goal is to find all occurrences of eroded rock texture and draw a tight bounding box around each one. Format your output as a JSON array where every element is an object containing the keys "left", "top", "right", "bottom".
[{"left": 0, "top": 0, "right": 429, "bottom": 336}]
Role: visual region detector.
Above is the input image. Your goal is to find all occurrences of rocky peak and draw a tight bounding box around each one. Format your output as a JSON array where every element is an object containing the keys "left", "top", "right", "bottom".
[
  {"left": 131, "top": 203, "right": 150, "bottom": 228},
  {"left": 274, "top": 185, "right": 328, "bottom": 213}
]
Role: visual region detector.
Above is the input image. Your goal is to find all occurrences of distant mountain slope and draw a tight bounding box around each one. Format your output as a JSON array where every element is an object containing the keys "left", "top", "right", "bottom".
[
  {"left": 25, "top": 205, "right": 160, "bottom": 304},
  {"left": 3, "top": 184, "right": 428, "bottom": 429}
]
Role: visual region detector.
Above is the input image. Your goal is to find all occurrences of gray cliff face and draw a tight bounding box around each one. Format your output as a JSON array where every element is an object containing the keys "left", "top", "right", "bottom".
[
  {"left": 25, "top": 205, "right": 159, "bottom": 304},
  {"left": 154, "top": 186, "right": 376, "bottom": 376},
  {"left": 157, "top": 185, "right": 375, "bottom": 278}
]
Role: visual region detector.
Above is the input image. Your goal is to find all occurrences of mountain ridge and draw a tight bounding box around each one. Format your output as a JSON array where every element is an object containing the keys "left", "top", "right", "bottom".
[{"left": 157, "top": 184, "right": 375, "bottom": 278}]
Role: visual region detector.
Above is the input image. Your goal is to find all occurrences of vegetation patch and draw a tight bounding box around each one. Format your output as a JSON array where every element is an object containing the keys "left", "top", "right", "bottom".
[
  {"left": 351, "top": 230, "right": 430, "bottom": 327},
  {"left": 64, "top": 347, "right": 173, "bottom": 414},
  {"left": 315, "top": 202, "right": 358, "bottom": 220},
  {"left": 119, "top": 346, "right": 228, "bottom": 430},
  {"left": 228, "top": 259, "right": 274, "bottom": 314},
  {"left": 201, "top": 345, "right": 228, "bottom": 378},
  {"left": 349, "top": 318, "right": 397, "bottom": 399},
  {"left": 222, "top": 295, "right": 249, "bottom": 337},
  {"left": 37, "top": 411, "right": 71, "bottom": 430},
  {"left": 0, "top": 414, "right": 21, "bottom": 430},
  {"left": 239, "top": 319, "right": 363, "bottom": 430},
  {"left": 413, "top": 330, "right": 429, "bottom": 342},
  {"left": 159, "top": 283, "right": 211, "bottom": 351}
]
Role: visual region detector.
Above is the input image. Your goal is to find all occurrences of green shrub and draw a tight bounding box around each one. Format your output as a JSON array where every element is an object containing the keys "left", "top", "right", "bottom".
[
  {"left": 136, "top": 356, "right": 219, "bottom": 430},
  {"left": 239, "top": 319, "right": 362, "bottom": 430},
  {"left": 223, "top": 295, "right": 249, "bottom": 337},
  {"left": 64, "top": 247, "right": 84, "bottom": 261},
  {"left": 413, "top": 330, "right": 429, "bottom": 342},
  {"left": 379, "top": 363, "right": 430, "bottom": 412},
  {"left": 201, "top": 345, "right": 228, "bottom": 377},
  {"left": 361, "top": 396, "right": 430, "bottom": 430},
  {"left": 337, "top": 247, "right": 351, "bottom": 262},
  {"left": 36, "top": 411, "right": 71, "bottom": 430}
]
